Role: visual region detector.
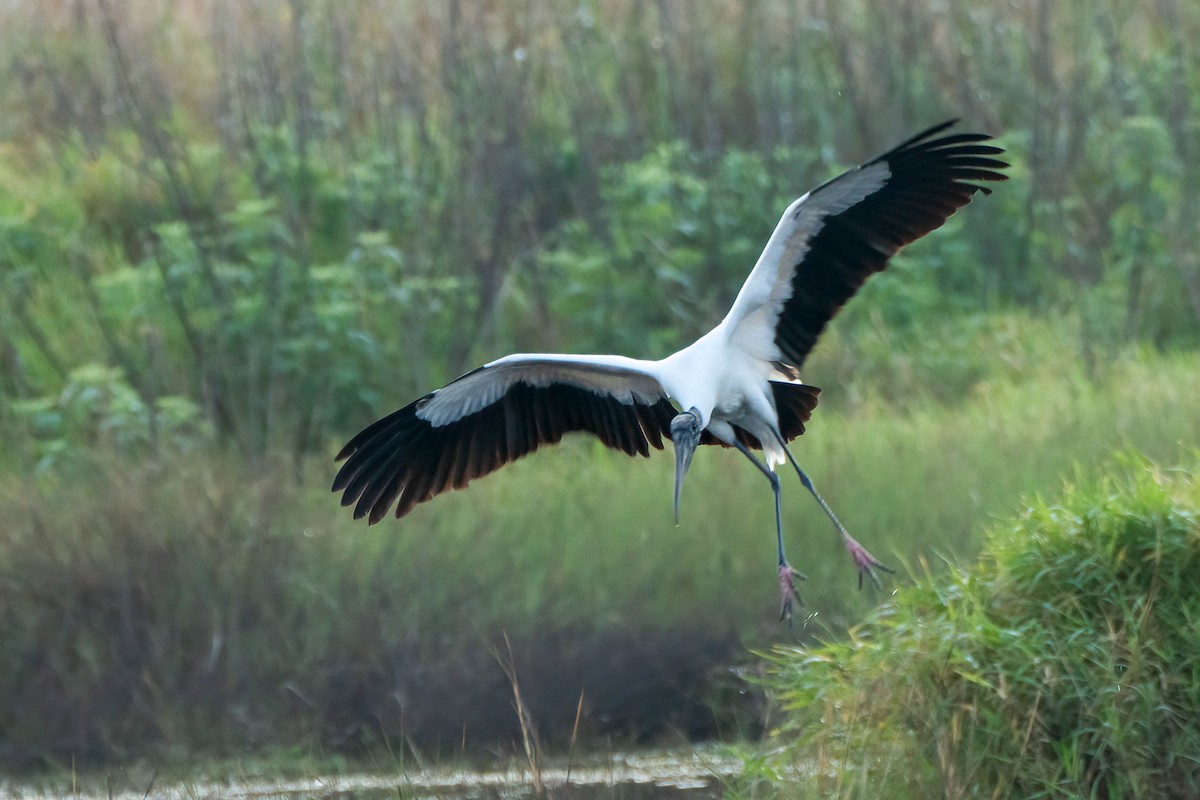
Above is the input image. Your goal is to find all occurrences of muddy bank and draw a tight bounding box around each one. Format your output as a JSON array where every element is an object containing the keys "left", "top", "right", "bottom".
[
  {"left": 305, "top": 628, "right": 766, "bottom": 756},
  {"left": 9, "top": 747, "right": 741, "bottom": 800},
  {"left": 2, "top": 615, "right": 765, "bottom": 771}
]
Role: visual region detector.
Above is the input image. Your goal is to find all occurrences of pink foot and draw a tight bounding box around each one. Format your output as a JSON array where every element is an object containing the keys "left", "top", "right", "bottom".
[
  {"left": 843, "top": 535, "right": 895, "bottom": 590},
  {"left": 778, "top": 562, "right": 807, "bottom": 624}
]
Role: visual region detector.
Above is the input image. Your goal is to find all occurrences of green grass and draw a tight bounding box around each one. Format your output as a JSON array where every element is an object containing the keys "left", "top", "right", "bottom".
[
  {"left": 750, "top": 454, "right": 1200, "bottom": 799},
  {"left": 2, "top": 321, "right": 1200, "bottom": 765},
  {"left": 1, "top": 0, "right": 1197, "bottom": 779}
]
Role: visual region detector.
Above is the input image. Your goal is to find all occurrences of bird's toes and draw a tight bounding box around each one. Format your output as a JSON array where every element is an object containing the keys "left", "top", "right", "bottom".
[
  {"left": 843, "top": 536, "right": 894, "bottom": 591},
  {"left": 778, "top": 562, "right": 805, "bottom": 625}
]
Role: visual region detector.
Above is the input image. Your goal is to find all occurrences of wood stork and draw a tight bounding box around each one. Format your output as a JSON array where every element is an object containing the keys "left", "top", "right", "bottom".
[{"left": 333, "top": 120, "right": 1008, "bottom": 621}]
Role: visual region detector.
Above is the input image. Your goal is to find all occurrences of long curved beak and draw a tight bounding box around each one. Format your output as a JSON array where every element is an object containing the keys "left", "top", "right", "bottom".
[{"left": 673, "top": 433, "right": 697, "bottom": 525}]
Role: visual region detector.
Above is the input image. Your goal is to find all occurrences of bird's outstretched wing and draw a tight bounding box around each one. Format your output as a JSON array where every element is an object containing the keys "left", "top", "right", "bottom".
[
  {"left": 722, "top": 120, "right": 1009, "bottom": 368},
  {"left": 332, "top": 354, "right": 677, "bottom": 523}
]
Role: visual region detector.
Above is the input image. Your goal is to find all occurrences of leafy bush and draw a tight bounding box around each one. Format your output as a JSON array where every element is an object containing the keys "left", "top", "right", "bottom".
[
  {"left": 2, "top": 0, "right": 1198, "bottom": 460},
  {"left": 10, "top": 363, "right": 210, "bottom": 474},
  {"left": 760, "top": 455, "right": 1200, "bottom": 799},
  {"left": 525, "top": 142, "right": 802, "bottom": 356}
]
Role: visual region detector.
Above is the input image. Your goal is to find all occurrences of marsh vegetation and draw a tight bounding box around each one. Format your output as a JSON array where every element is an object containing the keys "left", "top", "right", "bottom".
[{"left": 1, "top": 1, "right": 1198, "bottom": 795}]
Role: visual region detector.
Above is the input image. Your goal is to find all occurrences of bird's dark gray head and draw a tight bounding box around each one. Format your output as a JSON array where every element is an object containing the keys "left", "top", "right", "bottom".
[{"left": 670, "top": 408, "right": 703, "bottom": 525}]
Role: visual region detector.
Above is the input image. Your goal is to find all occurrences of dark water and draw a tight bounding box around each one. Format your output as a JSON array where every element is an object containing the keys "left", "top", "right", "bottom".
[{"left": 11, "top": 749, "right": 735, "bottom": 800}]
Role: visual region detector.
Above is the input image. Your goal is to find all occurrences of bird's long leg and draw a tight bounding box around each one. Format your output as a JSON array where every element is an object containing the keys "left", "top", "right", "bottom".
[
  {"left": 772, "top": 432, "right": 895, "bottom": 590},
  {"left": 728, "top": 438, "right": 805, "bottom": 623}
]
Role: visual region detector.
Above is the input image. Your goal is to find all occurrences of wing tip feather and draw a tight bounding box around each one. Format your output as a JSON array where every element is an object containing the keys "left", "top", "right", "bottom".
[{"left": 769, "top": 118, "right": 1008, "bottom": 369}]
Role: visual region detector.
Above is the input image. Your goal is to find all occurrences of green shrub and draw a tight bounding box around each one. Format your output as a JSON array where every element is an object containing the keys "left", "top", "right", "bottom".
[
  {"left": 759, "top": 455, "right": 1200, "bottom": 799},
  {"left": 5, "top": 0, "right": 1200, "bottom": 455},
  {"left": 9, "top": 363, "right": 210, "bottom": 474}
]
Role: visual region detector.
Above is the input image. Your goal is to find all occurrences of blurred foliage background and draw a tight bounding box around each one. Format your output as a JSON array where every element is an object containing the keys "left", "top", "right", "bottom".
[
  {"left": 1, "top": 0, "right": 1199, "bottom": 771},
  {"left": 1, "top": 0, "right": 1196, "bottom": 464}
]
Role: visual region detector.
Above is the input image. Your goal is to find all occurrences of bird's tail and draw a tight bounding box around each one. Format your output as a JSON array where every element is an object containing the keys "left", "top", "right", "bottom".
[
  {"left": 772, "top": 381, "right": 821, "bottom": 442},
  {"left": 698, "top": 381, "right": 820, "bottom": 451}
]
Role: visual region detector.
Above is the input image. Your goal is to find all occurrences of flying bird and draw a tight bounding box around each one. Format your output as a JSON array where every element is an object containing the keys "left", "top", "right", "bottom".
[{"left": 333, "top": 120, "right": 1008, "bottom": 621}]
